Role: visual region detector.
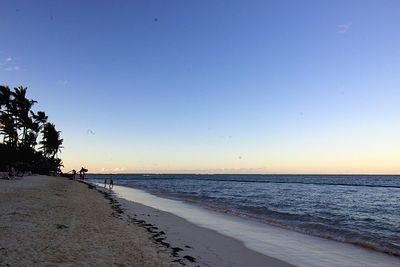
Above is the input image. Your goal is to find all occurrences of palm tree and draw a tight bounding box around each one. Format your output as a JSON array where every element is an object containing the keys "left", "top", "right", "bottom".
[
  {"left": 32, "top": 111, "right": 48, "bottom": 126},
  {"left": 39, "top": 122, "right": 63, "bottom": 159},
  {"left": 12, "top": 86, "right": 37, "bottom": 146},
  {"left": 1, "top": 84, "right": 68, "bottom": 175},
  {"left": 0, "top": 112, "right": 17, "bottom": 145},
  {"left": 0, "top": 86, "right": 17, "bottom": 145},
  {"left": 25, "top": 111, "right": 48, "bottom": 148},
  {"left": 25, "top": 129, "right": 38, "bottom": 148},
  {"left": 0, "top": 86, "right": 13, "bottom": 110}
]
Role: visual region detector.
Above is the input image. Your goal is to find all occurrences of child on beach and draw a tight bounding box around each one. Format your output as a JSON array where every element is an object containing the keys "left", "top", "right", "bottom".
[{"left": 109, "top": 179, "right": 113, "bottom": 189}]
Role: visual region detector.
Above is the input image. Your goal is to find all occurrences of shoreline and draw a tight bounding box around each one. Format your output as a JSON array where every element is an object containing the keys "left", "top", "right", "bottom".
[
  {"left": 110, "top": 183, "right": 400, "bottom": 267},
  {"left": 92, "top": 182, "right": 295, "bottom": 266},
  {"left": 0, "top": 175, "right": 293, "bottom": 266},
  {"left": 138, "top": 186, "right": 400, "bottom": 258},
  {"left": 113, "top": 192, "right": 294, "bottom": 267},
  {"left": 2, "top": 175, "right": 398, "bottom": 266},
  {"left": 87, "top": 173, "right": 400, "bottom": 258}
]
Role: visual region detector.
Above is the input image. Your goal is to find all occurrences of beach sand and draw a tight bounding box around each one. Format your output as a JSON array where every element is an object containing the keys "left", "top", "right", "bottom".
[
  {"left": 115, "top": 197, "right": 295, "bottom": 267},
  {"left": 0, "top": 175, "right": 171, "bottom": 266},
  {"left": 0, "top": 175, "right": 294, "bottom": 267},
  {"left": 111, "top": 185, "right": 400, "bottom": 267}
]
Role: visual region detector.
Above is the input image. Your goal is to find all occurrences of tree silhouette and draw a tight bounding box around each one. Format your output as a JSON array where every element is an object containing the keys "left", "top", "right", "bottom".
[
  {"left": 40, "top": 122, "right": 63, "bottom": 159},
  {"left": 0, "top": 85, "right": 64, "bottom": 174},
  {"left": 0, "top": 86, "right": 17, "bottom": 146}
]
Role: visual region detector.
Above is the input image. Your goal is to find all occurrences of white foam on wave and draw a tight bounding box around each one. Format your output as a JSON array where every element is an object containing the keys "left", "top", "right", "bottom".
[{"left": 113, "top": 185, "right": 400, "bottom": 267}]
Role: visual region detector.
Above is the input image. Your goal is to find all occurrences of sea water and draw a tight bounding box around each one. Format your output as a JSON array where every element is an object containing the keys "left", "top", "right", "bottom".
[{"left": 87, "top": 174, "right": 400, "bottom": 263}]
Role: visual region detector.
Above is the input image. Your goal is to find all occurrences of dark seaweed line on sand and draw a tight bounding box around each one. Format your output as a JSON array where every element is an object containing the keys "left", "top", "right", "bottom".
[
  {"left": 82, "top": 181, "right": 198, "bottom": 266},
  {"left": 84, "top": 181, "right": 400, "bottom": 259}
]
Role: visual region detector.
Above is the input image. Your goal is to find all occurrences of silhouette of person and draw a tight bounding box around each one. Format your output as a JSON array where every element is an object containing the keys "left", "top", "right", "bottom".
[
  {"left": 79, "top": 167, "right": 87, "bottom": 180},
  {"left": 109, "top": 179, "right": 114, "bottom": 189}
]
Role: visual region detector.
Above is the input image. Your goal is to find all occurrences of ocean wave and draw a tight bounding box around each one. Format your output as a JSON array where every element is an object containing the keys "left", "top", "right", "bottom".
[
  {"left": 192, "top": 178, "right": 400, "bottom": 189},
  {"left": 87, "top": 174, "right": 400, "bottom": 257},
  {"left": 200, "top": 201, "right": 400, "bottom": 257}
]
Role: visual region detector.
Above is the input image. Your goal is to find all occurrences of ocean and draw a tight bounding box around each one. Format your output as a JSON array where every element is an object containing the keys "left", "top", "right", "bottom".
[{"left": 87, "top": 174, "right": 400, "bottom": 257}]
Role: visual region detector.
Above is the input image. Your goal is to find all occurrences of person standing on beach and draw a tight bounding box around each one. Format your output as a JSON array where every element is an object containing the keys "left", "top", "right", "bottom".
[
  {"left": 109, "top": 179, "right": 114, "bottom": 189},
  {"left": 104, "top": 178, "right": 108, "bottom": 188},
  {"left": 79, "top": 167, "right": 88, "bottom": 180}
]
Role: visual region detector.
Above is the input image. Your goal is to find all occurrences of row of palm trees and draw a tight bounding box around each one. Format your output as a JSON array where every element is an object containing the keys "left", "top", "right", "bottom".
[{"left": 0, "top": 85, "right": 64, "bottom": 174}]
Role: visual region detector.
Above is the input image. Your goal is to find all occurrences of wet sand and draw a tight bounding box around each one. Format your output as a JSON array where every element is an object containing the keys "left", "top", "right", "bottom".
[
  {"left": 0, "top": 175, "right": 294, "bottom": 266},
  {"left": 111, "top": 184, "right": 400, "bottom": 267}
]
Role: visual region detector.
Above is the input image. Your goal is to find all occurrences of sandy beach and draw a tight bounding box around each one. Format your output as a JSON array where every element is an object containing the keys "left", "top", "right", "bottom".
[
  {"left": 111, "top": 183, "right": 400, "bottom": 267},
  {"left": 2, "top": 2, "right": 399, "bottom": 266},
  {"left": 115, "top": 193, "right": 294, "bottom": 267},
  {"left": 0, "top": 175, "right": 171, "bottom": 266},
  {"left": 0, "top": 175, "right": 293, "bottom": 266}
]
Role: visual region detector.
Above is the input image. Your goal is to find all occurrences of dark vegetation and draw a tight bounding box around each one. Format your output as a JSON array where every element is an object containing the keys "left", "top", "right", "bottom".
[{"left": 0, "top": 85, "right": 63, "bottom": 175}]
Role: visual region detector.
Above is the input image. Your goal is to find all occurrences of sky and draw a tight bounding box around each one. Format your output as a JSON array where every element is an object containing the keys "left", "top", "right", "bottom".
[{"left": 1, "top": 0, "right": 400, "bottom": 174}]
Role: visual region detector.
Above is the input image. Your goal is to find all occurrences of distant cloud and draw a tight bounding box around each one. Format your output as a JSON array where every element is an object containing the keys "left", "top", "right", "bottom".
[
  {"left": 1, "top": 56, "right": 20, "bottom": 71},
  {"left": 337, "top": 22, "right": 352, "bottom": 34},
  {"left": 96, "top": 167, "right": 126, "bottom": 173},
  {"left": 4, "top": 66, "right": 19, "bottom": 71}
]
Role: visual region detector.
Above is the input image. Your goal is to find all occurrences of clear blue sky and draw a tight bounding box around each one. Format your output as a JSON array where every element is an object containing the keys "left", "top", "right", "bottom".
[{"left": 1, "top": 0, "right": 400, "bottom": 173}]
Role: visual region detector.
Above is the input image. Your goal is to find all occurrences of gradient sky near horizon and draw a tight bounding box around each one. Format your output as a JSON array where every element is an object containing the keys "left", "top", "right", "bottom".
[{"left": 1, "top": 0, "right": 400, "bottom": 174}]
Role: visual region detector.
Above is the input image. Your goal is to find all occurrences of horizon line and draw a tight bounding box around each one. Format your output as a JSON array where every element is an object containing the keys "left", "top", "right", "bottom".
[{"left": 84, "top": 172, "right": 400, "bottom": 176}]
